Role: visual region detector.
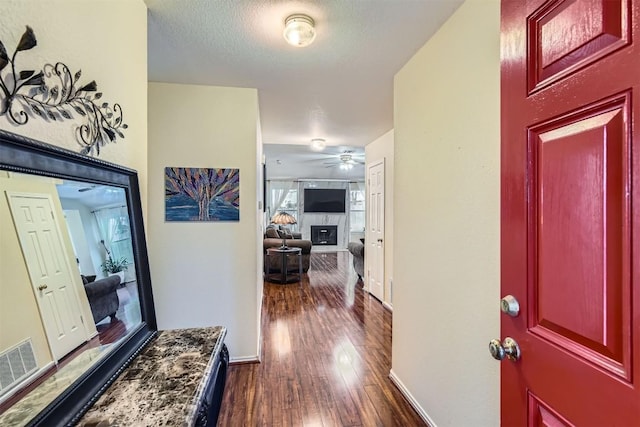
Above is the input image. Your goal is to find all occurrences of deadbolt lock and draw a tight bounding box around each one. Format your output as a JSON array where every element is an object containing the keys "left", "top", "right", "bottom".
[{"left": 500, "top": 295, "right": 520, "bottom": 317}]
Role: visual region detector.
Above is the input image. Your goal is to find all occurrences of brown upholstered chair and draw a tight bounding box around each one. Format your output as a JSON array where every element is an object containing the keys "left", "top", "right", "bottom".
[{"left": 263, "top": 225, "right": 312, "bottom": 273}]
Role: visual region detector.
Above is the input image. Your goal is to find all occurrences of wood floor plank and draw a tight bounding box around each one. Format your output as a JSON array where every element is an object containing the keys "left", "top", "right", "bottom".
[{"left": 218, "top": 251, "right": 427, "bottom": 427}]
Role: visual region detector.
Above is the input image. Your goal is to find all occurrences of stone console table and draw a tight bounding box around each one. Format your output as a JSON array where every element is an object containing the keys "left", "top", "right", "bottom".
[{"left": 79, "top": 326, "right": 228, "bottom": 427}]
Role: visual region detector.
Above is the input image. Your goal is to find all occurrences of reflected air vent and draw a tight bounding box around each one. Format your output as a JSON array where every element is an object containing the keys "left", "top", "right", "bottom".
[{"left": 0, "top": 339, "right": 37, "bottom": 396}]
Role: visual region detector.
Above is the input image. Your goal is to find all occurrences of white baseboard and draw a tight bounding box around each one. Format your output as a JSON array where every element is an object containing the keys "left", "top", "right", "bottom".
[
  {"left": 382, "top": 301, "right": 393, "bottom": 312},
  {"left": 230, "top": 355, "right": 260, "bottom": 364},
  {"left": 389, "top": 369, "right": 437, "bottom": 427}
]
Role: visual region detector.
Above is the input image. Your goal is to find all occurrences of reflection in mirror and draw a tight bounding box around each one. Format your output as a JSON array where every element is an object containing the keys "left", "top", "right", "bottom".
[{"left": 0, "top": 173, "right": 142, "bottom": 425}]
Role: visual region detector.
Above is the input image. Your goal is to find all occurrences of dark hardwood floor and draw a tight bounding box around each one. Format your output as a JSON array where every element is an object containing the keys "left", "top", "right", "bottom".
[{"left": 218, "top": 251, "right": 426, "bottom": 427}]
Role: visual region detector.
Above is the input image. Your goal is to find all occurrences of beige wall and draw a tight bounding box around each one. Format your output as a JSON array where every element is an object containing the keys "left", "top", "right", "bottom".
[
  {"left": 364, "top": 129, "right": 394, "bottom": 307},
  {"left": 0, "top": 0, "right": 148, "bottom": 208},
  {"left": 392, "top": 1, "right": 500, "bottom": 426},
  {"left": 0, "top": 0, "right": 147, "bottom": 374},
  {"left": 148, "top": 82, "right": 261, "bottom": 360}
]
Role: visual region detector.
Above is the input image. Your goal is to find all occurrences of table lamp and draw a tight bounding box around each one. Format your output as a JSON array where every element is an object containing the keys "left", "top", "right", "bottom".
[{"left": 270, "top": 211, "right": 297, "bottom": 248}]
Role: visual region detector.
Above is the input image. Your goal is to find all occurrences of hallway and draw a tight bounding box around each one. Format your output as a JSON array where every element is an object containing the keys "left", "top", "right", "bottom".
[{"left": 218, "top": 251, "right": 426, "bottom": 426}]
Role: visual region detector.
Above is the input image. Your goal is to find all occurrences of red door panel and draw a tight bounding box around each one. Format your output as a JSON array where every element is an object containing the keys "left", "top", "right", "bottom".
[
  {"left": 527, "top": 0, "right": 628, "bottom": 92},
  {"left": 528, "top": 392, "right": 574, "bottom": 427},
  {"left": 529, "top": 94, "right": 630, "bottom": 379},
  {"left": 501, "top": 0, "right": 640, "bottom": 425}
]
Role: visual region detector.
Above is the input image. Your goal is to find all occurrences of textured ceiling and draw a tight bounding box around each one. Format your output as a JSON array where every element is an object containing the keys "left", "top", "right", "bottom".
[
  {"left": 145, "top": 0, "right": 463, "bottom": 151},
  {"left": 264, "top": 144, "right": 365, "bottom": 181}
]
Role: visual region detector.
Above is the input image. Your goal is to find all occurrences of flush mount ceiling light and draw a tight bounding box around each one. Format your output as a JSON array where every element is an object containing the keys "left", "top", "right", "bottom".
[
  {"left": 310, "top": 138, "right": 326, "bottom": 151},
  {"left": 283, "top": 14, "right": 316, "bottom": 47}
]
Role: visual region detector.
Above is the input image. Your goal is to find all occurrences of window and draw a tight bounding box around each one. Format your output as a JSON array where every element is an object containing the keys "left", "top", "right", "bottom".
[
  {"left": 273, "top": 188, "right": 298, "bottom": 221},
  {"left": 94, "top": 206, "right": 134, "bottom": 269},
  {"left": 349, "top": 183, "right": 365, "bottom": 233},
  {"left": 267, "top": 181, "right": 300, "bottom": 230}
]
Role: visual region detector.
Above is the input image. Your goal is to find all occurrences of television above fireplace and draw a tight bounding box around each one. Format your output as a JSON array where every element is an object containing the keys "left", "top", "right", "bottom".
[{"left": 303, "top": 188, "right": 346, "bottom": 213}]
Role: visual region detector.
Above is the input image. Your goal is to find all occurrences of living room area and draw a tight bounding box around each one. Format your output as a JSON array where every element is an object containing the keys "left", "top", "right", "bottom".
[
  {"left": 264, "top": 143, "right": 366, "bottom": 250},
  {"left": 246, "top": 141, "right": 410, "bottom": 425},
  {"left": 262, "top": 142, "right": 371, "bottom": 288},
  {"left": 262, "top": 131, "right": 392, "bottom": 307}
]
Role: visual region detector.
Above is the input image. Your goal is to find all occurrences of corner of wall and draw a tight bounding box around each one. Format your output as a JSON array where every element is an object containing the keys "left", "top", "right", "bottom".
[
  {"left": 147, "top": 83, "right": 261, "bottom": 359},
  {"left": 392, "top": 0, "right": 500, "bottom": 425}
]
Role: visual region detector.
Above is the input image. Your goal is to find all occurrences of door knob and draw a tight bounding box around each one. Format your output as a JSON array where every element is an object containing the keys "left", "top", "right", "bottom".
[
  {"left": 38, "top": 284, "right": 48, "bottom": 291},
  {"left": 489, "top": 337, "right": 520, "bottom": 361}
]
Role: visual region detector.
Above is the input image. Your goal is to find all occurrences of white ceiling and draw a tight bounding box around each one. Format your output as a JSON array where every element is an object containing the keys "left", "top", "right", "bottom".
[
  {"left": 265, "top": 144, "right": 365, "bottom": 181},
  {"left": 56, "top": 179, "right": 127, "bottom": 210},
  {"left": 145, "top": 0, "right": 463, "bottom": 178}
]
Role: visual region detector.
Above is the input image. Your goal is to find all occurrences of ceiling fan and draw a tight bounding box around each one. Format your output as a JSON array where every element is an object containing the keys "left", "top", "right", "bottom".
[
  {"left": 78, "top": 185, "right": 97, "bottom": 192},
  {"left": 323, "top": 150, "right": 364, "bottom": 170}
]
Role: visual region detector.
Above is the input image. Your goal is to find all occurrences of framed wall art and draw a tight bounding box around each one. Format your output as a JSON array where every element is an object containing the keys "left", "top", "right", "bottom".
[{"left": 165, "top": 167, "right": 239, "bottom": 222}]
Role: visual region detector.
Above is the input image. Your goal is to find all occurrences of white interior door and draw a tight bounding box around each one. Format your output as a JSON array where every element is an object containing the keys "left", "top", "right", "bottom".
[
  {"left": 367, "top": 160, "right": 384, "bottom": 301},
  {"left": 7, "top": 192, "right": 88, "bottom": 362}
]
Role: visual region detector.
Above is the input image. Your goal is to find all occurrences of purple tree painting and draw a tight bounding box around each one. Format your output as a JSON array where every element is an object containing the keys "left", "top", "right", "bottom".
[{"left": 165, "top": 167, "right": 239, "bottom": 221}]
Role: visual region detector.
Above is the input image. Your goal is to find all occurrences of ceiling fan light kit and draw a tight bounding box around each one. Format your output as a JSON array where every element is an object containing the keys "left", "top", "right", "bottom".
[
  {"left": 318, "top": 150, "right": 364, "bottom": 170},
  {"left": 339, "top": 153, "right": 353, "bottom": 163},
  {"left": 283, "top": 14, "right": 316, "bottom": 47}
]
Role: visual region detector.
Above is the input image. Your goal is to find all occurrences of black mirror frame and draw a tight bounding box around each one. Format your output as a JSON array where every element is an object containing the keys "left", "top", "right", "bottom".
[{"left": 0, "top": 129, "right": 157, "bottom": 426}]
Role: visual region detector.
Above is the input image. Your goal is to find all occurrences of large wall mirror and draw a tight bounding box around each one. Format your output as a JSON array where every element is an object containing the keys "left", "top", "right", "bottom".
[{"left": 0, "top": 130, "right": 157, "bottom": 426}]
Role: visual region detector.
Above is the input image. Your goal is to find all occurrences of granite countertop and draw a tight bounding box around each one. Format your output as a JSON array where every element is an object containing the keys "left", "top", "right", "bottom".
[{"left": 79, "top": 326, "right": 226, "bottom": 427}]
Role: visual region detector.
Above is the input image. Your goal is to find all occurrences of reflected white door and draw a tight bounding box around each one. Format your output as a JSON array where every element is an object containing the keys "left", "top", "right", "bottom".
[
  {"left": 367, "top": 160, "right": 384, "bottom": 301},
  {"left": 7, "top": 192, "right": 87, "bottom": 361}
]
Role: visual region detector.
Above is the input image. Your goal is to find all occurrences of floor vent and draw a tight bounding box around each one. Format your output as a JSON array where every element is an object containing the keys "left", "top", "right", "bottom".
[{"left": 0, "top": 339, "right": 37, "bottom": 396}]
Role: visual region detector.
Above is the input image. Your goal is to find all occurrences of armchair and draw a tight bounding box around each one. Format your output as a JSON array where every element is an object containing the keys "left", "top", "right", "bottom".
[
  {"left": 264, "top": 225, "right": 312, "bottom": 272},
  {"left": 83, "top": 274, "right": 121, "bottom": 323}
]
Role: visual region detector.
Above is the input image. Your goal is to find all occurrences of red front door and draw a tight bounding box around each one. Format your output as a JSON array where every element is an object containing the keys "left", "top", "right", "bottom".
[{"left": 501, "top": 0, "right": 640, "bottom": 425}]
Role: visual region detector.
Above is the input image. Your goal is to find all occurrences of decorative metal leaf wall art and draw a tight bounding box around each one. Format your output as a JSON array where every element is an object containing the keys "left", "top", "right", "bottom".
[{"left": 0, "top": 26, "right": 127, "bottom": 156}]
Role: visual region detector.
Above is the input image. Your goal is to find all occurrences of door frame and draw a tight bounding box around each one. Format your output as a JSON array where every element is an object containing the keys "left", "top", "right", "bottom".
[
  {"left": 365, "top": 158, "right": 385, "bottom": 302},
  {"left": 6, "top": 190, "right": 90, "bottom": 362}
]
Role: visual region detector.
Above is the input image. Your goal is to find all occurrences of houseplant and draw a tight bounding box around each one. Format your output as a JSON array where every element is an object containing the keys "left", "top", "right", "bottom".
[{"left": 101, "top": 256, "right": 128, "bottom": 283}]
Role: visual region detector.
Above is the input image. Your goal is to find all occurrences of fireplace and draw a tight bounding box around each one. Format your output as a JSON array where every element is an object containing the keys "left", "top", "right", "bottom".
[{"left": 311, "top": 225, "right": 338, "bottom": 245}]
